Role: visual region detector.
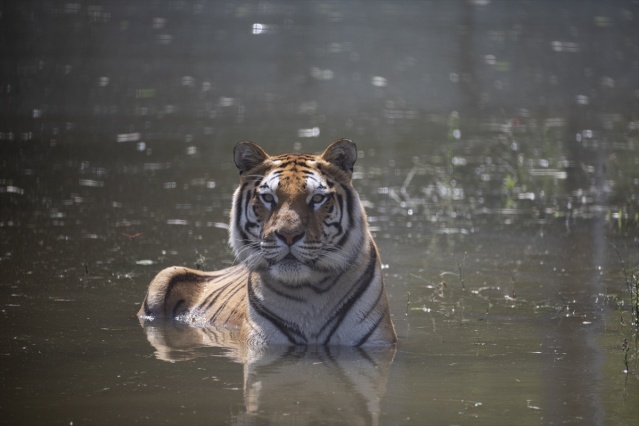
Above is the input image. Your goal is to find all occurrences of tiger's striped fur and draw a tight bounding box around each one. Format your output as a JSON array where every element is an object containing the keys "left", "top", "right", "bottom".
[{"left": 138, "top": 139, "right": 396, "bottom": 346}]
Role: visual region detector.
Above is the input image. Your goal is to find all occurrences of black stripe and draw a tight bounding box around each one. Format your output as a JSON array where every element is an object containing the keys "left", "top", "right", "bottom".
[
  {"left": 323, "top": 219, "right": 343, "bottom": 234},
  {"left": 323, "top": 193, "right": 343, "bottom": 234},
  {"left": 242, "top": 187, "right": 259, "bottom": 236},
  {"left": 195, "top": 268, "right": 247, "bottom": 312},
  {"left": 263, "top": 280, "right": 305, "bottom": 302},
  {"left": 271, "top": 269, "right": 345, "bottom": 294},
  {"left": 335, "top": 229, "right": 351, "bottom": 248},
  {"left": 334, "top": 189, "right": 355, "bottom": 248},
  {"left": 203, "top": 280, "right": 245, "bottom": 321},
  {"left": 343, "top": 183, "right": 356, "bottom": 229},
  {"left": 339, "top": 231, "right": 367, "bottom": 272},
  {"left": 142, "top": 295, "right": 151, "bottom": 316},
  {"left": 234, "top": 183, "right": 250, "bottom": 242},
  {"left": 247, "top": 275, "right": 308, "bottom": 344},
  {"left": 334, "top": 184, "right": 358, "bottom": 248},
  {"left": 359, "top": 283, "right": 385, "bottom": 324},
  {"left": 323, "top": 192, "right": 346, "bottom": 245},
  {"left": 355, "top": 346, "right": 379, "bottom": 366},
  {"left": 355, "top": 308, "right": 387, "bottom": 347},
  {"left": 202, "top": 327, "right": 223, "bottom": 345},
  {"left": 310, "top": 269, "right": 346, "bottom": 294},
  {"left": 221, "top": 296, "right": 247, "bottom": 324},
  {"left": 172, "top": 299, "right": 185, "bottom": 318},
  {"left": 335, "top": 193, "right": 344, "bottom": 225},
  {"left": 321, "top": 244, "right": 377, "bottom": 343},
  {"left": 163, "top": 271, "right": 211, "bottom": 314}
]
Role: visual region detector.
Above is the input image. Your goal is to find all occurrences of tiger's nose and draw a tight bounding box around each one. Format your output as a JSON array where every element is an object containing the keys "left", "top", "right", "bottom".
[{"left": 274, "top": 230, "right": 305, "bottom": 246}]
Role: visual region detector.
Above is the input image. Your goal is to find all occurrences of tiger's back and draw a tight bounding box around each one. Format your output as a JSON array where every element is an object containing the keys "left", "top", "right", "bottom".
[
  {"left": 139, "top": 264, "right": 248, "bottom": 326},
  {"left": 138, "top": 139, "right": 396, "bottom": 347}
]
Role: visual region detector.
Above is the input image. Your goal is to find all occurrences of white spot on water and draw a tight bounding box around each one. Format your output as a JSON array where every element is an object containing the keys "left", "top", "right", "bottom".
[
  {"left": 298, "top": 127, "right": 320, "bottom": 138},
  {"left": 252, "top": 23, "right": 267, "bottom": 34},
  {"left": 371, "top": 76, "right": 387, "bottom": 87}
]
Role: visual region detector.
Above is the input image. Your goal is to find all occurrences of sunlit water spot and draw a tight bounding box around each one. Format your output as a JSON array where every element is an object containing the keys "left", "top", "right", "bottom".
[
  {"left": 79, "top": 179, "right": 104, "bottom": 188},
  {"left": 310, "top": 67, "right": 334, "bottom": 80},
  {"left": 0, "top": 186, "right": 24, "bottom": 195},
  {"left": 116, "top": 132, "right": 140, "bottom": 143},
  {"left": 371, "top": 76, "right": 387, "bottom": 87},
  {"left": 297, "top": 127, "right": 320, "bottom": 138}
]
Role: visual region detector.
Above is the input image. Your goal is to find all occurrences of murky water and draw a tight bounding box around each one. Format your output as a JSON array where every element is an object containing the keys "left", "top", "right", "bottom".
[{"left": 1, "top": 1, "right": 638, "bottom": 425}]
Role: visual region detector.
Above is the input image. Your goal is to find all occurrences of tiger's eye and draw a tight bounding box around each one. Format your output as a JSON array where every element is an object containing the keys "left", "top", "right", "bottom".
[
  {"left": 311, "top": 194, "right": 325, "bottom": 204},
  {"left": 260, "top": 193, "right": 275, "bottom": 203}
]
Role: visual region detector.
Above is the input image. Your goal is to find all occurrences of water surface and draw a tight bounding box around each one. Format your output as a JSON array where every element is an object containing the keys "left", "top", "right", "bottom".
[{"left": 1, "top": 1, "right": 638, "bottom": 425}]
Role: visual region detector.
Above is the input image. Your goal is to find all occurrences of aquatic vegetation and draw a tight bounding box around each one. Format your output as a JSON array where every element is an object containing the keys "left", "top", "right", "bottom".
[
  {"left": 611, "top": 245, "right": 639, "bottom": 377},
  {"left": 614, "top": 245, "right": 639, "bottom": 329}
]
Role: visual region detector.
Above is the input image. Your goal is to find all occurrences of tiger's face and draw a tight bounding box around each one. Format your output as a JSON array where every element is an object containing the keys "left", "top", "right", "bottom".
[{"left": 230, "top": 139, "right": 365, "bottom": 285}]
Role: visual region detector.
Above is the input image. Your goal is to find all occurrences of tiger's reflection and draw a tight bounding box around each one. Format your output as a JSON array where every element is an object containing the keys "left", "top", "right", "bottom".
[{"left": 141, "top": 321, "right": 395, "bottom": 425}]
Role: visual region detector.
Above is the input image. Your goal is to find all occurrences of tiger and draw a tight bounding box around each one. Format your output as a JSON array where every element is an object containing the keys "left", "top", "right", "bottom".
[{"left": 138, "top": 138, "right": 397, "bottom": 347}]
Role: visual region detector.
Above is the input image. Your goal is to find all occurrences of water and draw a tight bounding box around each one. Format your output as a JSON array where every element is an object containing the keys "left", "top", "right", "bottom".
[{"left": 1, "top": 1, "right": 638, "bottom": 424}]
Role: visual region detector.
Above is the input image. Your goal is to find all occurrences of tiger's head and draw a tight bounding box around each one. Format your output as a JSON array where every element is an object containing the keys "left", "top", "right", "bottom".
[{"left": 229, "top": 139, "right": 368, "bottom": 285}]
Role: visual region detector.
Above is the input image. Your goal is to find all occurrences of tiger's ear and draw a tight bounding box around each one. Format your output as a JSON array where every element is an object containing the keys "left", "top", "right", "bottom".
[
  {"left": 321, "top": 139, "right": 357, "bottom": 173},
  {"left": 234, "top": 141, "right": 270, "bottom": 174}
]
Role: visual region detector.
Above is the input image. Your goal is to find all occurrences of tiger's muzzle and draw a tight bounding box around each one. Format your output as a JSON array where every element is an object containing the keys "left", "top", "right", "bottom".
[{"left": 274, "top": 230, "right": 305, "bottom": 246}]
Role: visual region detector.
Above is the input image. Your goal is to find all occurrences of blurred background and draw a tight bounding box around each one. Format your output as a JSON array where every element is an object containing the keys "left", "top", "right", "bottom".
[
  {"left": 2, "top": 0, "right": 638, "bottom": 229},
  {"left": 2, "top": 1, "right": 637, "bottom": 143}
]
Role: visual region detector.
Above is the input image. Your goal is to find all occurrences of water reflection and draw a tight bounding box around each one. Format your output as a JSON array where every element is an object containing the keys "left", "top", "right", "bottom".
[{"left": 141, "top": 322, "right": 394, "bottom": 425}]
